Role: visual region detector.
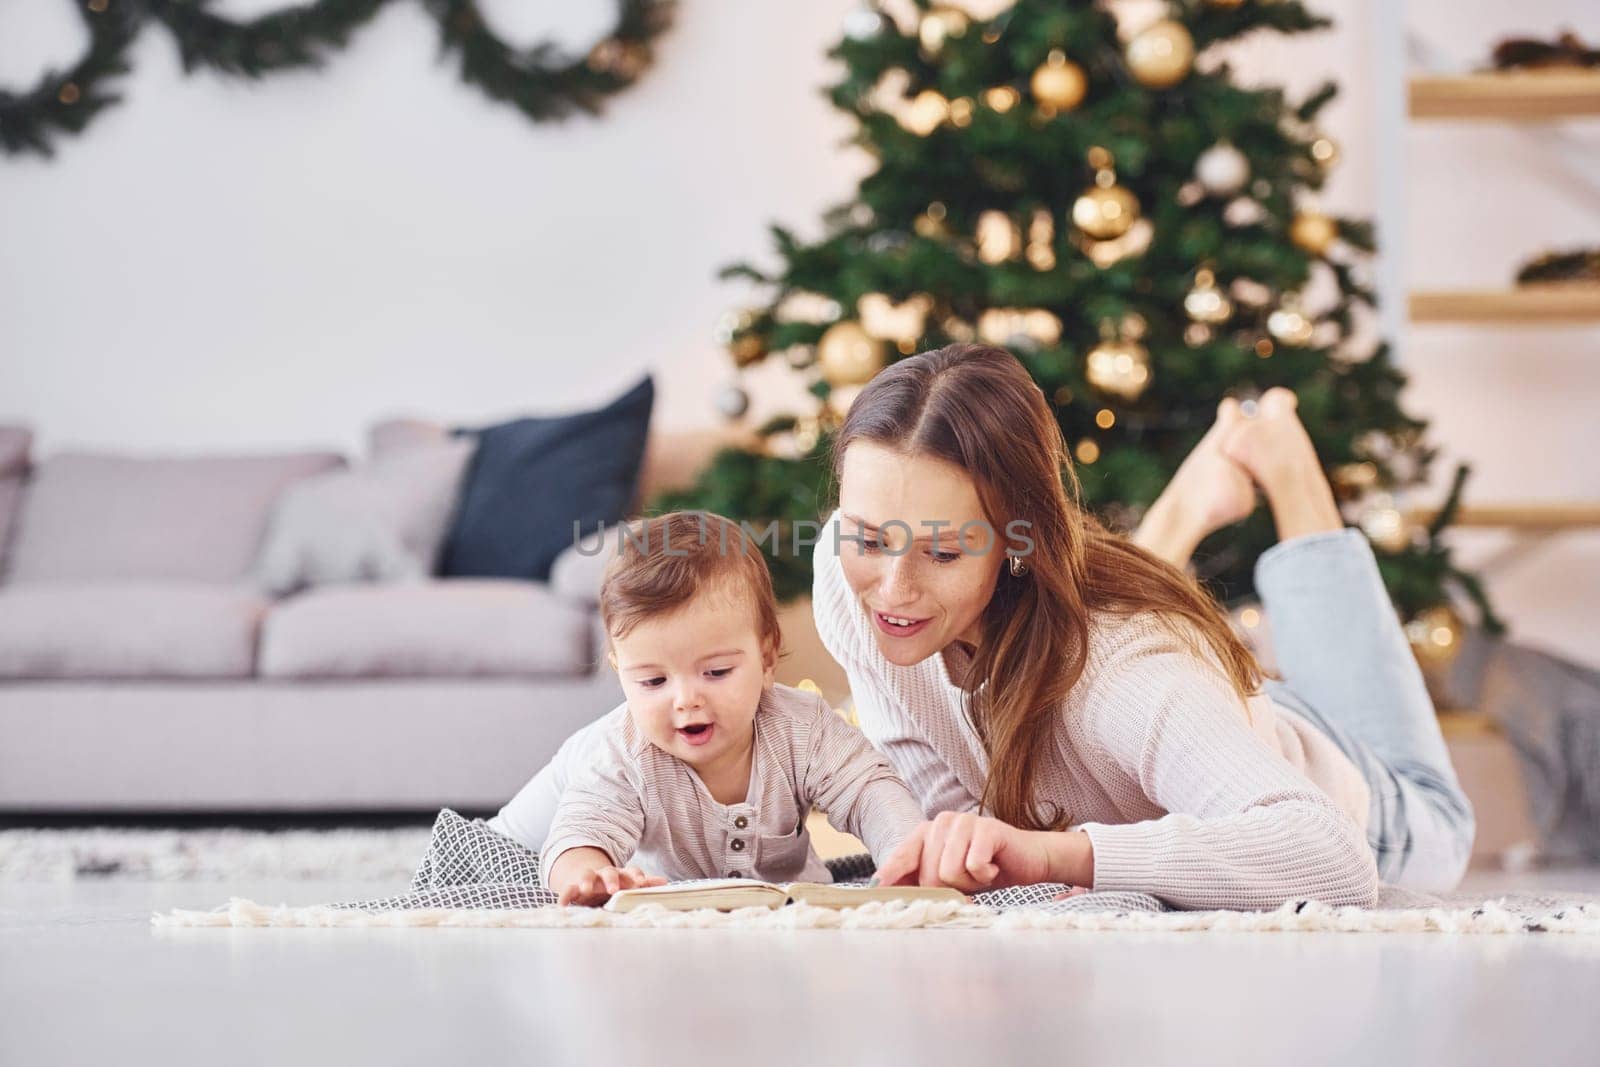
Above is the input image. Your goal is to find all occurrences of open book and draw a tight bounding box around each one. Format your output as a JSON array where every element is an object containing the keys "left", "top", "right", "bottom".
[{"left": 604, "top": 879, "right": 968, "bottom": 913}]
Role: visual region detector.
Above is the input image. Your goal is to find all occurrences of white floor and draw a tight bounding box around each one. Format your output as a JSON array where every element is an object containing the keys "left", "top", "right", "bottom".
[{"left": 4, "top": 869, "right": 1600, "bottom": 1066}]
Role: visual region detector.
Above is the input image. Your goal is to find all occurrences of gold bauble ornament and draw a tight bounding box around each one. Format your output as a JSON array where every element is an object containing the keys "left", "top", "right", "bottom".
[
  {"left": 817, "top": 321, "right": 887, "bottom": 386},
  {"left": 1267, "top": 297, "right": 1315, "bottom": 347},
  {"left": 1085, "top": 338, "right": 1151, "bottom": 401},
  {"left": 858, "top": 292, "right": 931, "bottom": 345},
  {"left": 1358, "top": 494, "right": 1409, "bottom": 553},
  {"left": 977, "top": 308, "right": 1063, "bottom": 350},
  {"left": 1184, "top": 268, "right": 1234, "bottom": 325},
  {"left": 976, "top": 210, "right": 1022, "bottom": 264},
  {"left": 1072, "top": 155, "right": 1140, "bottom": 241},
  {"left": 984, "top": 86, "right": 1021, "bottom": 113},
  {"left": 1290, "top": 211, "right": 1338, "bottom": 255},
  {"left": 1125, "top": 20, "right": 1195, "bottom": 89},
  {"left": 1407, "top": 605, "right": 1465, "bottom": 668},
  {"left": 715, "top": 309, "right": 767, "bottom": 368},
  {"left": 1026, "top": 208, "right": 1056, "bottom": 270},
  {"left": 1030, "top": 50, "right": 1087, "bottom": 111},
  {"left": 900, "top": 89, "right": 950, "bottom": 136},
  {"left": 727, "top": 334, "right": 766, "bottom": 367},
  {"left": 919, "top": 5, "right": 970, "bottom": 57},
  {"left": 914, "top": 200, "right": 950, "bottom": 239},
  {"left": 1331, "top": 462, "right": 1380, "bottom": 499}
]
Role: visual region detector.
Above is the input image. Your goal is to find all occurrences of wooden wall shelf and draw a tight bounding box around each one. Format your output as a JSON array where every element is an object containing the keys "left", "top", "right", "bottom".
[
  {"left": 1406, "top": 502, "right": 1600, "bottom": 532},
  {"left": 1409, "top": 287, "right": 1600, "bottom": 324},
  {"left": 1410, "top": 72, "right": 1600, "bottom": 120}
]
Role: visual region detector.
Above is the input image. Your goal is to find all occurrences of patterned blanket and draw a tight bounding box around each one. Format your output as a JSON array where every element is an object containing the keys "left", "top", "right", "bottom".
[
  {"left": 286, "top": 809, "right": 1596, "bottom": 933},
  {"left": 333, "top": 809, "right": 1164, "bottom": 915}
]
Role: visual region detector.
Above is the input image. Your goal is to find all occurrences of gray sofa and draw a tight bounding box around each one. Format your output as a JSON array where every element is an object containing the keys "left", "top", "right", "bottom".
[{"left": 0, "top": 424, "right": 737, "bottom": 813}]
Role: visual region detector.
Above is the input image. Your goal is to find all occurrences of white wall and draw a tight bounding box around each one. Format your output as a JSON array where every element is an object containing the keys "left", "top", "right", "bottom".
[
  {"left": 0, "top": 0, "right": 864, "bottom": 453},
  {"left": 3, "top": 0, "right": 1596, "bottom": 662}
]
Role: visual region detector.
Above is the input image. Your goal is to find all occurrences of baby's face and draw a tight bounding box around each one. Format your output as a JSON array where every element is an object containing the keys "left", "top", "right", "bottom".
[{"left": 609, "top": 586, "right": 776, "bottom": 772}]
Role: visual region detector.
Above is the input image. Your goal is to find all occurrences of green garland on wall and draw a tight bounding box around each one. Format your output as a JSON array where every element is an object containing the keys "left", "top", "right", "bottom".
[
  {"left": 0, "top": 0, "right": 676, "bottom": 159},
  {"left": 145, "top": 0, "right": 390, "bottom": 77},
  {"left": 0, "top": 0, "right": 140, "bottom": 157}
]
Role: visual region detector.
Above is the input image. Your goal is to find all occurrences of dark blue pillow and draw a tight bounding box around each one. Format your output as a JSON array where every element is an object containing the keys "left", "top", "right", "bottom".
[{"left": 440, "top": 377, "right": 654, "bottom": 581}]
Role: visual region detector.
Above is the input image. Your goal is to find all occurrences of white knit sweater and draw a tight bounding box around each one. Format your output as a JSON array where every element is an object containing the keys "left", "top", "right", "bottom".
[{"left": 811, "top": 516, "right": 1380, "bottom": 910}]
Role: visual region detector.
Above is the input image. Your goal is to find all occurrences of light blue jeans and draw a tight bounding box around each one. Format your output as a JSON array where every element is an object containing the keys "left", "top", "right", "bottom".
[{"left": 1255, "top": 528, "right": 1475, "bottom": 891}]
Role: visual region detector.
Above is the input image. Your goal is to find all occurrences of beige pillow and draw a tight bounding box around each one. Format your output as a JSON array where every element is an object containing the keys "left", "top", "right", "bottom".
[{"left": 254, "top": 438, "right": 474, "bottom": 596}]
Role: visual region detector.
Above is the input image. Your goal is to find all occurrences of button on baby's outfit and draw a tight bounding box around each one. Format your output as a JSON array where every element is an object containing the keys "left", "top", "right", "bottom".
[
  {"left": 730, "top": 838, "right": 745, "bottom": 851},
  {"left": 734, "top": 816, "right": 749, "bottom": 829}
]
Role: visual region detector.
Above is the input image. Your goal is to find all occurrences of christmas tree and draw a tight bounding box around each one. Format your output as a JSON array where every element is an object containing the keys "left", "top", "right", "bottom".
[{"left": 657, "top": 0, "right": 1498, "bottom": 656}]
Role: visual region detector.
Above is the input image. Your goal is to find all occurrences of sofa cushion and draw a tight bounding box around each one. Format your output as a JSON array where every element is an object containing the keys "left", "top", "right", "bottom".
[
  {"left": 254, "top": 436, "right": 475, "bottom": 596},
  {"left": 259, "top": 580, "right": 594, "bottom": 679},
  {"left": 0, "top": 583, "right": 269, "bottom": 679},
  {"left": 6, "top": 451, "right": 344, "bottom": 584},
  {"left": 440, "top": 377, "right": 653, "bottom": 583},
  {"left": 368, "top": 417, "right": 452, "bottom": 457}
]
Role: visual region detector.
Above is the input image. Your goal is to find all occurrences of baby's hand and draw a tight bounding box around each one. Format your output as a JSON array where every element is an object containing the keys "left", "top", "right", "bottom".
[{"left": 557, "top": 865, "right": 666, "bottom": 907}]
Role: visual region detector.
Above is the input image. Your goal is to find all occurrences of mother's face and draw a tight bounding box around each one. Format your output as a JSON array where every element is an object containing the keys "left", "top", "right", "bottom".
[{"left": 837, "top": 442, "right": 1005, "bottom": 668}]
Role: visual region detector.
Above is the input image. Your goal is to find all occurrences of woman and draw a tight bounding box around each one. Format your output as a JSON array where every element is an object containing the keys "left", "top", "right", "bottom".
[{"left": 817, "top": 344, "right": 1473, "bottom": 909}]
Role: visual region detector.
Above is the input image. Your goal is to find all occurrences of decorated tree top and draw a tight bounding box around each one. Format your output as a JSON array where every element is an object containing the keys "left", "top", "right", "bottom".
[{"left": 657, "top": 0, "right": 1496, "bottom": 655}]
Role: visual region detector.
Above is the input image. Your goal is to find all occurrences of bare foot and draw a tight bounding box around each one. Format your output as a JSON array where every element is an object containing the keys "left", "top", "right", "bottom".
[
  {"left": 1134, "top": 398, "right": 1259, "bottom": 567},
  {"left": 1219, "top": 388, "right": 1343, "bottom": 543}
]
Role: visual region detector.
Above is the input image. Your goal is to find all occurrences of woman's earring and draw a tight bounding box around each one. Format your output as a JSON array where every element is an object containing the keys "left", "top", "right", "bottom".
[{"left": 1009, "top": 555, "right": 1030, "bottom": 578}]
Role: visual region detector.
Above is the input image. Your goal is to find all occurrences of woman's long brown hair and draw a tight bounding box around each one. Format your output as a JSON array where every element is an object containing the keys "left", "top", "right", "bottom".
[{"left": 830, "top": 344, "right": 1263, "bottom": 831}]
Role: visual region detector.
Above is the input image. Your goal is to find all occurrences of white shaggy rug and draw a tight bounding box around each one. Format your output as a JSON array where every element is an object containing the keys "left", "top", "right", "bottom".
[
  {"left": 0, "top": 827, "right": 431, "bottom": 882},
  {"left": 154, "top": 894, "right": 1600, "bottom": 934},
  {"left": 15, "top": 826, "right": 1600, "bottom": 934}
]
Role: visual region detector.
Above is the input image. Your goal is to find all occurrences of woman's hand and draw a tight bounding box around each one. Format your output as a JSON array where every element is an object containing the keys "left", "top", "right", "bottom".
[
  {"left": 875, "top": 812, "right": 1076, "bottom": 893},
  {"left": 557, "top": 864, "right": 666, "bottom": 907}
]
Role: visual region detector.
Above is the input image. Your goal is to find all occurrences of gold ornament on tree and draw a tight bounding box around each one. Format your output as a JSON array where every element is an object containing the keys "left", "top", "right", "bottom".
[
  {"left": 1072, "top": 147, "right": 1140, "bottom": 241},
  {"left": 914, "top": 200, "right": 950, "bottom": 239},
  {"left": 977, "top": 308, "right": 1063, "bottom": 351},
  {"left": 1184, "top": 267, "right": 1234, "bottom": 325},
  {"left": 715, "top": 309, "right": 767, "bottom": 368},
  {"left": 984, "top": 86, "right": 1021, "bottom": 113},
  {"left": 976, "top": 211, "right": 1022, "bottom": 264},
  {"left": 1084, "top": 319, "right": 1151, "bottom": 401},
  {"left": 1267, "top": 294, "right": 1315, "bottom": 346},
  {"left": 1358, "top": 492, "right": 1410, "bottom": 553},
  {"left": 1406, "top": 605, "right": 1465, "bottom": 668},
  {"left": 900, "top": 89, "right": 950, "bottom": 136},
  {"left": 1331, "top": 462, "right": 1380, "bottom": 500},
  {"left": 1030, "top": 49, "right": 1087, "bottom": 113},
  {"left": 858, "top": 292, "right": 932, "bottom": 347},
  {"left": 1125, "top": 20, "right": 1195, "bottom": 89},
  {"left": 919, "top": 5, "right": 970, "bottom": 57},
  {"left": 817, "top": 321, "right": 887, "bottom": 386},
  {"left": 1026, "top": 208, "right": 1056, "bottom": 270},
  {"left": 1290, "top": 210, "right": 1338, "bottom": 255}
]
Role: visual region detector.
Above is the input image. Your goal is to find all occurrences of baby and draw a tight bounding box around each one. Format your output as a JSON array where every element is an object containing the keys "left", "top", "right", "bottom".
[{"left": 543, "top": 510, "right": 925, "bottom": 906}]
